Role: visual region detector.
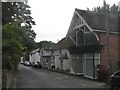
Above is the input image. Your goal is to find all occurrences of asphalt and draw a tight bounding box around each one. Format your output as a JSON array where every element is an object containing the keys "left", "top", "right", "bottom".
[{"left": 16, "top": 64, "right": 109, "bottom": 88}]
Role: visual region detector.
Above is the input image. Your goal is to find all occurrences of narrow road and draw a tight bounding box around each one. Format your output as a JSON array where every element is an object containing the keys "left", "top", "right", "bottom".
[{"left": 17, "top": 64, "right": 106, "bottom": 88}]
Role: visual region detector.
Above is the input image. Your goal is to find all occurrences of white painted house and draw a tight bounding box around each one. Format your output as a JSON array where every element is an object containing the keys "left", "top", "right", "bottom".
[
  {"left": 29, "top": 48, "right": 41, "bottom": 67},
  {"left": 52, "top": 37, "right": 73, "bottom": 71},
  {"left": 40, "top": 48, "right": 54, "bottom": 70}
]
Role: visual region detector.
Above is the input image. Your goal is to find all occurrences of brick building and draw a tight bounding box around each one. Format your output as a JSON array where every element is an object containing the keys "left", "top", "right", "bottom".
[{"left": 57, "top": 8, "right": 120, "bottom": 79}]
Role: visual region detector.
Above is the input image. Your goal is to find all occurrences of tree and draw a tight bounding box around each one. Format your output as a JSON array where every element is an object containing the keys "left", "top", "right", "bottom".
[
  {"left": 87, "top": 3, "right": 118, "bottom": 14},
  {"left": 35, "top": 41, "right": 55, "bottom": 49},
  {"left": 2, "top": 2, "right": 36, "bottom": 38},
  {"left": 110, "top": 4, "right": 118, "bottom": 14},
  {"left": 2, "top": 1, "right": 36, "bottom": 70},
  {"left": 2, "top": 22, "right": 26, "bottom": 71},
  {"left": 23, "top": 34, "right": 36, "bottom": 61}
]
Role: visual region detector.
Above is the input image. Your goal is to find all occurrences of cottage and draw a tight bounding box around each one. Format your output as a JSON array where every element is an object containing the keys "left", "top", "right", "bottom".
[
  {"left": 29, "top": 48, "right": 41, "bottom": 67},
  {"left": 40, "top": 48, "right": 54, "bottom": 70},
  {"left": 52, "top": 37, "right": 73, "bottom": 71}
]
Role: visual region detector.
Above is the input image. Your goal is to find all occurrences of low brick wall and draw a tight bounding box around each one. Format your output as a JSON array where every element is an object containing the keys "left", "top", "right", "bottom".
[
  {"left": 7, "top": 71, "right": 12, "bottom": 88},
  {"left": 2, "top": 69, "right": 17, "bottom": 88},
  {"left": 0, "top": 69, "right": 2, "bottom": 89}
]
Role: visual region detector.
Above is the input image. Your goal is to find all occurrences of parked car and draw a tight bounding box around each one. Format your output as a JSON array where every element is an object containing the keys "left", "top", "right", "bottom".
[
  {"left": 20, "top": 60, "right": 24, "bottom": 64},
  {"left": 24, "top": 61, "right": 31, "bottom": 66},
  {"left": 109, "top": 70, "right": 120, "bottom": 90},
  {"left": 20, "top": 57, "right": 24, "bottom": 64},
  {"left": 37, "top": 62, "right": 42, "bottom": 68},
  {"left": 32, "top": 62, "right": 41, "bottom": 68}
]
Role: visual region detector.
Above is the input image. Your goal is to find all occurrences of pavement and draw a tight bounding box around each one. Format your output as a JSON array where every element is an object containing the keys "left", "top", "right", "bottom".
[{"left": 16, "top": 64, "right": 110, "bottom": 88}]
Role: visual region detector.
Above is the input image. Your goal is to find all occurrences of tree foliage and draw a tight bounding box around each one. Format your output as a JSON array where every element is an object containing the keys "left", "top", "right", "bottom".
[
  {"left": 87, "top": 3, "right": 118, "bottom": 14},
  {"left": 2, "top": 1, "right": 36, "bottom": 71},
  {"left": 35, "top": 41, "right": 55, "bottom": 49},
  {"left": 2, "top": 22, "right": 26, "bottom": 71},
  {"left": 2, "top": 1, "right": 36, "bottom": 50},
  {"left": 2, "top": 2, "right": 36, "bottom": 38}
]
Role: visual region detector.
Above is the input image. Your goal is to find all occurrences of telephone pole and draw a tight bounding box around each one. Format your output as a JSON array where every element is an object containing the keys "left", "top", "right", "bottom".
[
  {"left": 118, "top": 2, "right": 120, "bottom": 17},
  {"left": 103, "top": 0, "right": 112, "bottom": 74}
]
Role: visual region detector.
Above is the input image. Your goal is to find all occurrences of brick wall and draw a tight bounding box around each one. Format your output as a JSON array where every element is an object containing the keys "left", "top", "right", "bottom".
[{"left": 98, "top": 32, "right": 119, "bottom": 72}]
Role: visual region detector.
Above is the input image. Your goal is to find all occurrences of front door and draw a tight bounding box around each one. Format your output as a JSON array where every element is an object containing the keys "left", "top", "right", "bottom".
[
  {"left": 84, "top": 53, "right": 100, "bottom": 79},
  {"left": 71, "top": 54, "right": 83, "bottom": 75}
]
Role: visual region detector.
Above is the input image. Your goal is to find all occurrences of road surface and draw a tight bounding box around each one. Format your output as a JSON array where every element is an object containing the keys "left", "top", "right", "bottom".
[{"left": 17, "top": 64, "right": 107, "bottom": 88}]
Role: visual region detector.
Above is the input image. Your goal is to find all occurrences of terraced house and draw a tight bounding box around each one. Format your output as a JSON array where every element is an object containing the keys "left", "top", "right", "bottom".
[{"left": 53, "top": 8, "right": 120, "bottom": 79}]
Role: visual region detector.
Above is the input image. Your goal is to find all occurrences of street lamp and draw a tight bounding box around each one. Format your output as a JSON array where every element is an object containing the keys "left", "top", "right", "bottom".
[
  {"left": 118, "top": 1, "right": 120, "bottom": 12},
  {"left": 104, "top": 0, "right": 113, "bottom": 74}
]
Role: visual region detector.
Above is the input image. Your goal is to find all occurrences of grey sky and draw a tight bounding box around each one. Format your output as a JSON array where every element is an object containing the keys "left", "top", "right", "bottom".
[{"left": 28, "top": 0, "right": 119, "bottom": 43}]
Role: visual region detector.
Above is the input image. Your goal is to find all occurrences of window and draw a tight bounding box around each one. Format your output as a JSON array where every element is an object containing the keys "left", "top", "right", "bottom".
[{"left": 114, "top": 71, "right": 120, "bottom": 77}]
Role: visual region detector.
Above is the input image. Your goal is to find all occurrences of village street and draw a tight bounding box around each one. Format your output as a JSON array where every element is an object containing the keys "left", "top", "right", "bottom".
[{"left": 16, "top": 64, "right": 108, "bottom": 88}]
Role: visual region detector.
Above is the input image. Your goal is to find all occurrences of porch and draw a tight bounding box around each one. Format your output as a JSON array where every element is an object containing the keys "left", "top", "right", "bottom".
[{"left": 68, "top": 45, "right": 103, "bottom": 79}]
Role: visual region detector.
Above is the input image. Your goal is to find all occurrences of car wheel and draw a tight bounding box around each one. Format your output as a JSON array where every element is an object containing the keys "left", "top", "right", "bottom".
[{"left": 112, "top": 86, "right": 120, "bottom": 90}]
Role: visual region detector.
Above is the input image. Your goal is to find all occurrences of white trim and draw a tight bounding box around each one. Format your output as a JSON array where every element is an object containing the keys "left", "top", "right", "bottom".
[
  {"left": 70, "top": 72, "right": 76, "bottom": 74},
  {"left": 76, "top": 73, "right": 84, "bottom": 75},
  {"left": 75, "top": 11, "right": 93, "bottom": 32},
  {"left": 93, "top": 29, "right": 119, "bottom": 34},
  {"left": 70, "top": 72, "right": 84, "bottom": 75},
  {"left": 93, "top": 32, "right": 100, "bottom": 41},
  {"left": 75, "top": 11, "right": 100, "bottom": 41},
  {"left": 74, "top": 24, "right": 85, "bottom": 30},
  {"left": 84, "top": 75, "right": 94, "bottom": 79},
  {"left": 84, "top": 75, "right": 97, "bottom": 79},
  {"left": 68, "top": 36, "right": 76, "bottom": 45}
]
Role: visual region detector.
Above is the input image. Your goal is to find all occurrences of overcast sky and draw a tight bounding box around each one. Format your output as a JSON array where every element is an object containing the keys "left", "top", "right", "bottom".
[{"left": 28, "top": 0, "right": 119, "bottom": 43}]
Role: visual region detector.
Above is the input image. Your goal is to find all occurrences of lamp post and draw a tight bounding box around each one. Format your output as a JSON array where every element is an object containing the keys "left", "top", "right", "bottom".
[
  {"left": 118, "top": 1, "right": 120, "bottom": 12},
  {"left": 118, "top": 2, "right": 120, "bottom": 69},
  {"left": 104, "top": 0, "right": 113, "bottom": 76}
]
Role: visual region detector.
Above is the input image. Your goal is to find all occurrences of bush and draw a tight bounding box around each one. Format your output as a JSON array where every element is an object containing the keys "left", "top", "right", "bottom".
[{"left": 2, "top": 22, "right": 26, "bottom": 71}]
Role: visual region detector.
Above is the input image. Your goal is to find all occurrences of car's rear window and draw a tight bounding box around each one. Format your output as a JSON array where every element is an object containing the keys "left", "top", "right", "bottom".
[{"left": 114, "top": 71, "right": 120, "bottom": 76}]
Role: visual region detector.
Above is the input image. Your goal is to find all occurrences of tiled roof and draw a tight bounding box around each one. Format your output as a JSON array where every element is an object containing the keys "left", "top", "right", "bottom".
[
  {"left": 76, "top": 9, "right": 118, "bottom": 32},
  {"left": 52, "top": 37, "right": 76, "bottom": 50}
]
